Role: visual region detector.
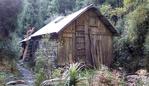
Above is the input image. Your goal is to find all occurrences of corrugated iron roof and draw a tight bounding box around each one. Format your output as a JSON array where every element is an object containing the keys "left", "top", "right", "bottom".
[{"left": 21, "top": 5, "right": 117, "bottom": 42}]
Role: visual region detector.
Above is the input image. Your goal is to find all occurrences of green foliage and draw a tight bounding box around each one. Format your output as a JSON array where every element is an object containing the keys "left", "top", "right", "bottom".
[
  {"left": 64, "top": 63, "right": 80, "bottom": 86},
  {"left": 52, "top": 69, "right": 61, "bottom": 78},
  {"left": 123, "top": 0, "right": 145, "bottom": 7},
  {"left": 17, "top": 0, "right": 58, "bottom": 36},
  {"left": 112, "top": 0, "right": 149, "bottom": 72},
  {"left": 72, "top": 0, "right": 86, "bottom": 11},
  {"left": 127, "top": 5, "right": 148, "bottom": 42},
  {"left": 103, "top": 0, "right": 123, "bottom": 7},
  {"left": 0, "top": 33, "right": 20, "bottom": 60},
  {"left": 0, "top": 0, "right": 21, "bottom": 60},
  {"left": 79, "top": 69, "right": 95, "bottom": 79},
  {"left": 124, "top": 2, "right": 149, "bottom": 71},
  {"left": 0, "top": 0, "right": 21, "bottom": 40},
  {"left": 100, "top": 4, "right": 126, "bottom": 26},
  {"left": 136, "top": 78, "right": 144, "bottom": 86},
  {"left": 35, "top": 56, "right": 46, "bottom": 73},
  {"left": 55, "top": 0, "right": 76, "bottom": 14},
  {"left": 123, "top": 0, "right": 135, "bottom": 6},
  {"left": 100, "top": 4, "right": 112, "bottom": 15},
  {"left": 35, "top": 68, "right": 46, "bottom": 86},
  {"left": 0, "top": 72, "right": 7, "bottom": 85},
  {"left": 63, "top": 63, "right": 85, "bottom": 86},
  {"left": 17, "top": 0, "right": 40, "bottom": 35}
]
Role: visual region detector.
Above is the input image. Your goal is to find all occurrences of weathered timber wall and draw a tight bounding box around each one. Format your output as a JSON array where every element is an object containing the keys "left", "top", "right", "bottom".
[{"left": 57, "top": 9, "right": 113, "bottom": 67}]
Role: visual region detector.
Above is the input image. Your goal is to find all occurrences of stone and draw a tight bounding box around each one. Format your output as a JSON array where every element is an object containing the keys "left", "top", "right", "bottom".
[
  {"left": 6, "top": 80, "right": 26, "bottom": 85},
  {"left": 136, "top": 69, "right": 147, "bottom": 76},
  {"left": 41, "top": 78, "right": 64, "bottom": 86}
]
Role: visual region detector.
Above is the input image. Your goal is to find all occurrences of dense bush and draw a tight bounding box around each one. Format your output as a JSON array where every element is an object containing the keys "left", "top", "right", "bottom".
[
  {"left": 0, "top": 0, "right": 21, "bottom": 61},
  {"left": 112, "top": 0, "right": 149, "bottom": 72}
]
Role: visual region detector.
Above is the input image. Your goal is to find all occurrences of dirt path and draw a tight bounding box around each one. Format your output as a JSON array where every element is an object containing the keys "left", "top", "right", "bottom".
[{"left": 16, "top": 63, "right": 35, "bottom": 86}]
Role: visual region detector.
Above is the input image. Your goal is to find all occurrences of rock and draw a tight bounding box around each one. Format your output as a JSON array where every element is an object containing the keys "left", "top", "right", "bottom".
[
  {"left": 136, "top": 69, "right": 147, "bottom": 76},
  {"left": 6, "top": 80, "right": 26, "bottom": 85},
  {"left": 41, "top": 78, "right": 64, "bottom": 86},
  {"left": 126, "top": 75, "right": 139, "bottom": 86},
  {"left": 126, "top": 74, "right": 149, "bottom": 86},
  {"left": 126, "top": 75, "right": 139, "bottom": 81}
]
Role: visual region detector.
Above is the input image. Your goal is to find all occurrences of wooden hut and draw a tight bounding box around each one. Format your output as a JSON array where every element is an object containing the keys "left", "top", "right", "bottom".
[{"left": 21, "top": 5, "right": 117, "bottom": 68}]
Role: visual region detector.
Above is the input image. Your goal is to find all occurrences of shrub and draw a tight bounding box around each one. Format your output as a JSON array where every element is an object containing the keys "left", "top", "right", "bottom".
[
  {"left": 63, "top": 63, "right": 82, "bottom": 86},
  {"left": 0, "top": 72, "right": 6, "bottom": 85},
  {"left": 90, "top": 66, "right": 125, "bottom": 86},
  {"left": 35, "top": 68, "right": 46, "bottom": 86}
]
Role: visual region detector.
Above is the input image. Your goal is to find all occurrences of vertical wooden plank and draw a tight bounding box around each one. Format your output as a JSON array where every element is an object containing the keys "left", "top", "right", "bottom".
[
  {"left": 75, "top": 25, "right": 86, "bottom": 63},
  {"left": 72, "top": 21, "right": 76, "bottom": 63},
  {"left": 68, "top": 37, "right": 73, "bottom": 64},
  {"left": 84, "top": 14, "right": 93, "bottom": 66},
  {"left": 60, "top": 38, "right": 66, "bottom": 65},
  {"left": 96, "top": 36, "right": 100, "bottom": 68},
  {"left": 106, "top": 36, "right": 113, "bottom": 66}
]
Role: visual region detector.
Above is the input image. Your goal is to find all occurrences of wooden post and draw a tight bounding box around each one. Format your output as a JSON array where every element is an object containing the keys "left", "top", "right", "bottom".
[{"left": 22, "top": 27, "right": 35, "bottom": 61}]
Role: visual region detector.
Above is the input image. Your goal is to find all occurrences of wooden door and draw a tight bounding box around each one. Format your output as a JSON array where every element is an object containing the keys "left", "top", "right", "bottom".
[
  {"left": 89, "top": 27, "right": 112, "bottom": 67},
  {"left": 58, "top": 37, "right": 73, "bottom": 65},
  {"left": 89, "top": 28, "right": 102, "bottom": 68}
]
